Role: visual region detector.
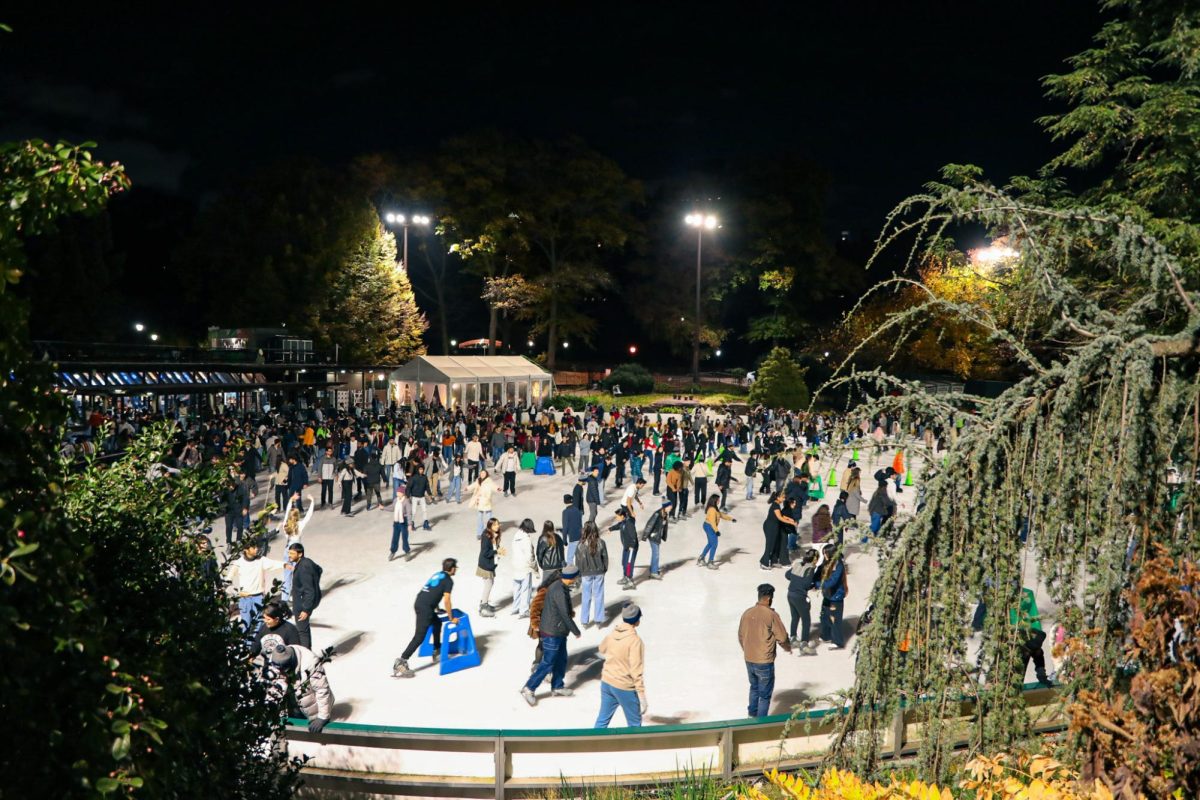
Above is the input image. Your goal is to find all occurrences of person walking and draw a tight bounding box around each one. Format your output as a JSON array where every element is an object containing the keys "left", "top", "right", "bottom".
[
  {"left": 738, "top": 583, "right": 791, "bottom": 717},
  {"left": 408, "top": 466, "right": 431, "bottom": 531},
  {"left": 867, "top": 480, "right": 897, "bottom": 542},
  {"left": 585, "top": 464, "right": 602, "bottom": 524},
  {"left": 499, "top": 445, "right": 521, "bottom": 497},
  {"left": 509, "top": 518, "right": 538, "bottom": 618},
  {"left": 610, "top": 506, "right": 639, "bottom": 589},
  {"left": 466, "top": 469, "right": 499, "bottom": 538},
  {"left": 288, "top": 542, "right": 323, "bottom": 649},
  {"left": 594, "top": 603, "right": 648, "bottom": 728},
  {"left": 393, "top": 558, "right": 459, "bottom": 678},
  {"left": 337, "top": 460, "right": 357, "bottom": 516},
  {"left": 562, "top": 493, "right": 583, "bottom": 565},
  {"left": 389, "top": 484, "right": 411, "bottom": 560},
  {"left": 640, "top": 499, "right": 671, "bottom": 580},
  {"left": 477, "top": 518, "right": 504, "bottom": 618},
  {"left": 818, "top": 544, "right": 848, "bottom": 650},
  {"left": 520, "top": 565, "right": 582, "bottom": 705},
  {"left": 697, "top": 495, "right": 734, "bottom": 569},
  {"left": 786, "top": 549, "right": 819, "bottom": 654},
  {"left": 318, "top": 445, "right": 336, "bottom": 509},
  {"left": 577, "top": 521, "right": 608, "bottom": 627}
]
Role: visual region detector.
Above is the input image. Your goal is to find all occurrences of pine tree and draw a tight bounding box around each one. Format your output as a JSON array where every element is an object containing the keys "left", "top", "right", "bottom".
[{"left": 749, "top": 347, "right": 810, "bottom": 409}]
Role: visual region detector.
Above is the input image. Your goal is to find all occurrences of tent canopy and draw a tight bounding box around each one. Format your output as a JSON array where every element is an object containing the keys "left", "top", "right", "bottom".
[{"left": 388, "top": 356, "right": 549, "bottom": 383}]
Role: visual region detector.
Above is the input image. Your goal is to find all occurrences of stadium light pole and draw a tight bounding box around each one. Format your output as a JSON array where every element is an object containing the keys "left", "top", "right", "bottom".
[
  {"left": 684, "top": 213, "right": 717, "bottom": 387},
  {"left": 384, "top": 212, "right": 431, "bottom": 272}
]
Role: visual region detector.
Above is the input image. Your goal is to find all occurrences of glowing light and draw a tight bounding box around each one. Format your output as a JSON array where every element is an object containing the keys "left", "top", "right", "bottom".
[
  {"left": 686, "top": 213, "right": 719, "bottom": 230},
  {"left": 715, "top": 349, "right": 722, "bottom": 357},
  {"left": 413, "top": 215, "right": 431, "bottom": 225},
  {"left": 527, "top": 340, "right": 534, "bottom": 348},
  {"left": 971, "top": 243, "right": 1019, "bottom": 265},
  {"left": 385, "top": 212, "right": 396, "bottom": 224},
  {"left": 450, "top": 339, "right": 457, "bottom": 347},
  {"left": 704, "top": 215, "right": 717, "bottom": 230},
  {"left": 150, "top": 333, "right": 159, "bottom": 341},
  {"left": 563, "top": 342, "right": 570, "bottom": 349},
  {"left": 134, "top": 322, "right": 145, "bottom": 332},
  {"left": 376, "top": 373, "right": 385, "bottom": 381},
  {"left": 629, "top": 345, "right": 638, "bottom": 355}
]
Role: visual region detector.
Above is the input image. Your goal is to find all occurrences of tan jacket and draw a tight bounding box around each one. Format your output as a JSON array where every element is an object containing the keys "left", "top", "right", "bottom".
[
  {"left": 665, "top": 468, "right": 683, "bottom": 493},
  {"left": 599, "top": 623, "right": 646, "bottom": 694},
  {"left": 738, "top": 603, "right": 789, "bottom": 664}
]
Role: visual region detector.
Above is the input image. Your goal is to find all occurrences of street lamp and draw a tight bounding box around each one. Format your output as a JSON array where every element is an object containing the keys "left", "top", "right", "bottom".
[
  {"left": 450, "top": 339, "right": 457, "bottom": 348},
  {"left": 563, "top": 342, "right": 570, "bottom": 349},
  {"left": 384, "top": 212, "right": 432, "bottom": 272},
  {"left": 133, "top": 322, "right": 145, "bottom": 332},
  {"left": 684, "top": 213, "right": 718, "bottom": 386},
  {"left": 715, "top": 349, "right": 722, "bottom": 357},
  {"left": 150, "top": 333, "right": 159, "bottom": 342},
  {"left": 629, "top": 344, "right": 638, "bottom": 355},
  {"left": 527, "top": 340, "right": 535, "bottom": 348}
]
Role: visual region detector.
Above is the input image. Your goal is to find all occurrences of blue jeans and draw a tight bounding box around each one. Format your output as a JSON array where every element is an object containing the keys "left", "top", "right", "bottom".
[
  {"left": 442, "top": 445, "right": 453, "bottom": 463},
  {"left": 567, "top": 539, "right": 578, "bottom": 565},
  {"left": 476, "top": 511, "right": 489, "bottom": 538},
  {"left": 448, "top": 475, "right": 462, "bottom": 503},
  {"left": 622, "top": 544, "right": 638, "bottom": 579},
  {"left": 649, "top": 540, "right": 660, "bottom": 575},
  {"left": 745, "top": 661, "right": 775, "bottom": 717},
  {"left": 700, "top": 523, "right": 719, "bottom": 562},
  {"left": 525, "top": 634, "right": 567, "bottom": 692},
  {"left": 238, "top": 594, "right": 263, "bottom": 634},
  {"left": 491, "top": 445, "right": 503, "bottom": 464},
  {"left": 581, "top": 574, "right": 605, "bottom": 624},
  {"left": 746, "top": 479, "right": 755, "bottom": 500},
  {"left": 390, "top": 521, "right": 409, "bottom": 555},
  {"left": 595, "top": 681, "right": 642, "bottom": 728},
  {"left": 869, "top": 513, "right": 883, "bottom": 537},
  {"left": 512, "top": 573, "right": 532, "bottom": 615}
]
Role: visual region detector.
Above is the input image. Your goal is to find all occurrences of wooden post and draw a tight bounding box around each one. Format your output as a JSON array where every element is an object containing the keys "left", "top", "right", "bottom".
[
  {"left": 720, "top": 726, "right": 734, "bottom": 779},
  {"left": 494, "top": 736, "right": 506, "bottom": 800},
  {"left": 891, "top": 708, "right": 906, "bottom": 758}
]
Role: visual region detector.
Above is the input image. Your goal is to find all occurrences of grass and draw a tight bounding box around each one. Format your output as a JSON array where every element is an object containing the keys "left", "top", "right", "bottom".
[{"left": 553, "top": 391, "right": 749, "bottom": 408}]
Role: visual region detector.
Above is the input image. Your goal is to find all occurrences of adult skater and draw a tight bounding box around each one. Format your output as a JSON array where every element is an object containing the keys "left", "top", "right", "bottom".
[
  {"left": 785, "top": 549, "right": 819, "bottom": 653},
  {"left": 577, "top": 521, "right": 609, "bottom": 627},
  {"left": 610, "top": 506, "right": 639, "bottom": 589},
  {"left": 738, "top": 583, "right": 791, "bottom": 718},
  {"left": 760, "top": 491, "right": 796, "bottom": 570},
  {"left": 641, "top": 498, "right": 671, "bottom": 580},
  {"left": 521, "top": 565, "right": 582, "bottom": 706},
  {"left": 594, "top": 603, "right": 648, "bottom": 728},
  {"left": 393, "top": 558, "right": 459, "bottom": 678},
  {"left": 697, "top": 495, "right": 735, "bottom": 569}
]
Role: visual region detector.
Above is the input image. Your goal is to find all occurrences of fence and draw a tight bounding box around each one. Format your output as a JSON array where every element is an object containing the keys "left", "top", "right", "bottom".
[{"left": 286, "top": 683, "right": 1065, "bottom": 798}]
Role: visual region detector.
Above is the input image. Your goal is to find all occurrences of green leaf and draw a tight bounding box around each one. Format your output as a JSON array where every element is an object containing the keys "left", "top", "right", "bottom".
[
  {"left": 111, "top": 732, "right": 130, "bottom": 760},
  {"left": 95, "top": 777, "right": 119, "bottom": 793}
]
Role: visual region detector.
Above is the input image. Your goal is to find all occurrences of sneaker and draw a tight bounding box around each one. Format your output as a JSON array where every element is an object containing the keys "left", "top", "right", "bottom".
[
  {"left": 551, "top": 687, "right": 574, "bottom": 697},
  {"left": 650, "top": 573, "right": 662, "bottom": 580},
  {"left": 392, "top": 658, "right": 414, "bottom": 678},
  {"left": 479, "top": 606, "right": 495, "bottom": 618},
  {"left": 760, "top": 564, "right": 771, "bottom": 571},
  {"left": 387, "top": 552, "right": 395, "bottom": 562},
  {"left": 828, "top": 643, "right": 845, "bottom": 651},
  {"left": 696, "top": 557, "right": 706, "bottom": 567},
  {"left": 520, "top": 687, "right": 537, "bottom": 706},
  {"left": 431, "top": 651, "right": 440, "bottom": 663},
  {"left": 705, "top": 561, "right": 720, "bottom": 570},
  {"left": 519, "top": 611, "right": 530, "bottom": 619}
]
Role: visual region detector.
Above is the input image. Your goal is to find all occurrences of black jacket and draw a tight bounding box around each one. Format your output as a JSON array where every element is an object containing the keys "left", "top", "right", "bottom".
[
  {"left": 561, "top": 506, "right": 583, "bottom": 543},
  {"left": 291, "top": 557, "right": 323, "bottom": 615},
  {"left": 249, "top": 619, "right": 300, "bottom": 657},
  {"left": 224, "top": 482, "right": 249, "bottom": 516},
  {"left": 585, "top": 476, "right": 601, "bottom": 504},
  {"left": 642, "top": 511, "right": 669, "bottom": 543},
  {"left": 609, "top": 517, "right": 638, "bottom": 549},
  {"left": 408, "top": 473, "right": 429, "bottom": 498},
  {"left": 538, "top": 580, "right": 581, "bottom": 638},
  {"left": 478, "top": 536, "right": 498, "bottom": 572}
]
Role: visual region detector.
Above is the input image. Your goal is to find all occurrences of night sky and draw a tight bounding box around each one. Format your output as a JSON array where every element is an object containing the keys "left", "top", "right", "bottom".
[{"left": 2, "top": 2, "right": 1100, "bottom": 233}]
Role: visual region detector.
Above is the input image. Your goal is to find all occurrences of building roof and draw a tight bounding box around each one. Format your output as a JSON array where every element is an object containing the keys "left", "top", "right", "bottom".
[{"left": 388, "top": 356, "right": 550, "bottom": 383}]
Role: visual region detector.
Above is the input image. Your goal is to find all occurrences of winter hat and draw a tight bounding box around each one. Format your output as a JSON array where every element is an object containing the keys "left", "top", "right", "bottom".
[
  {"left": 268, "top": 642, "right": 297, "bottom": 671},
  {"left": 561, "top": 564, "right": 580, "bottom": 579},
  {"left": 622, "top": 603, "right": 642, "bottom": 624}
]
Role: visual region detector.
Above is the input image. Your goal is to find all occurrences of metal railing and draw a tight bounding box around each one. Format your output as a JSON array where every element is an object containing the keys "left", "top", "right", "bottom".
[{"left": 284, "top": 683, "right": 1065, "bottom": 798}]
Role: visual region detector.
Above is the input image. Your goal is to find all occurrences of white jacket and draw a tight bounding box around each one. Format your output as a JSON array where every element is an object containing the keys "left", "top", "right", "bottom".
[
  {"left": 468, "top": 477, "right": 498, "bottom": 511},
  {"left": 508, "top": 529, "right": 538, "bottom": 576},
  {"left": 498, "top": 451, "right": 520, "bottom": 473}
]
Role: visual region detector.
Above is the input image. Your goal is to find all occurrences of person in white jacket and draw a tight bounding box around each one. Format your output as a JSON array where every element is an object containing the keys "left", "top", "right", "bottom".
[
  {"left": 225, "top": 539, "right": 286, "bottom": 634},
  {"left": 263, "top": 635, "right": 334, "bottom": 733},
  {"left": 467, "top": 469, "right": 499, "bottom": 539},
  {"left": 509, "top": 519, "right": 539, "bottom": 618},
  {"left": 381, "top": 437, "right": 402, "bottom": 488},
  {"left": 498, "top": 445, "right": 521, "bottom": 497}
]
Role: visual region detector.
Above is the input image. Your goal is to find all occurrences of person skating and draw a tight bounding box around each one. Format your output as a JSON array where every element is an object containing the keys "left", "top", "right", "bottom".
[
  {"left": 562, "top": 493, "right": 583, "bottom": 565},
  {"left": 248, "top": 601, "right": 300, "bottom": 658},
  {"left": 388, "top": 484, "right": 411, "bottom": 561},
  {"left": 785, "top": 549, "right": 819, "bottom": 654},
  {"left": 577, "top": 521, "right": 608, "bottom": 627},
  {"left": 466, "top": 469, "right": 499, "bottom": 538},
  {"left": 594, "top": 603, "right": 648, "bottom": 728},
  {"left": 664, "top": 461, "right": 684, "bottom": 520},
  {"left": 521, "top": 565, "right": 582, "bottom": 706},
  {"left": 225, "top": 538, "right": 285, "bottom": 635},
  {"left": 818, "top": 544, "right": 848, "bottom": 650},
  {"left": 738, "top": 583, "right": 792, "bottom": 718},
  {"left": 509, "top": 518, "right": 538, "bottom": 618},
  {"left": 640, "top": 498, "right": 671, "bottom": 580},
  {"left": 697, "top": 495, "right": 735, "bottom": 568},
  {"left": 760, "top": 490, "right": 796, "bottom": 570},
  {"left": 477, "top": 518, "right": 504, "bottom": 617},
  {"left": 609, "top": 506, "right": 639, "bottom": 589},
  {"left": 288, "top": 542, "right": 323, "bottom": 649},
  {"left": 585, "top": 465, "right": 602, "bottom": 524},
  {"left": 393, "top": 558, "right": 459, "bottom": 678},
  {"left": 498, "top": 444, "right": 521, "bottom": 496}
]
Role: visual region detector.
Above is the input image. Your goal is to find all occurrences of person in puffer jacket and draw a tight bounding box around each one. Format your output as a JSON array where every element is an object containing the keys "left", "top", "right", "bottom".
[{"left": 263, "top": 635, "right": 334, "bottom": 733}]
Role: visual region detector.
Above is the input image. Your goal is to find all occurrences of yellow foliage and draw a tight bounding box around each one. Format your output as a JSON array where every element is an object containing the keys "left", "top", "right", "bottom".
[{"left": 744, "top": 753, "right": 1112, "bottom": 800}]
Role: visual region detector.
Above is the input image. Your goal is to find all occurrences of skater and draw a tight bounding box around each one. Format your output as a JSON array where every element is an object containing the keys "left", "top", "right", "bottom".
[
  {"left": 393, "top": 558, "right": 459, "bottom": 678},
  {"left": 585, "top": 464, "right": 602, "bottom": 524},
  {"left": 562, "top": 493, "right": 583, "bottom": 565},
  {"left": 521, "top": 565, "right": 582, "bottom": 705},
  {"left": 691, "top": 457, "right": 708, "bottom": 508},
  {"left": 477, "top": 518, "right": 504, "bottom": 618},
  {"left": 466, "top": 469, "right": 498, "bottom": 538},
  {"left": 389, "top": 484, "right": 410, "bottom": 560},
  {"left": 664, "top": 461, "right": 685, "bottom": 520},
  {"left": 609, "top": 506, "right": 639, "bottom": 588},
  {"left": 337, "top": 460, "right": 357, "bottom": 516},
  {"left": 698, "top": 495, "right": 735, "bottom": 569},
  {"left": 499, "top": 444, "right": 520, "bottom": 496},
  {"left": 226, "top": 538, "right": 285, "bottom": 637},
  {"left": 786, "top": 549, "right": 819, "bottom": 653},
  {"left": 287, "top": 543, "right": 323, "bottom": 649},
  {"left": 536, "top": 520, "right": 566, "bottom": 572},
  {"left": 818, "top": 544, "right": 847, "bottom": 649},
  {"left": 867, "top": 479, "right": 896, "bottom": 542},
  {"left": 595, "top": 603, "right": 648, "bottom": 728},
  {"left": 1010, "top": 585, "right": 1053, "bottom": 687},
  {"left": 811, "top": 503, "right": 833, "bottom": 545},
  {"left": 408, "top": 465, "right": 431, "bottom": 530},
  {"left": 715, "top": 457, "right": 735, "bottom": 511},
  {"left": 577, "top": 521, "right": 609, "bottom": 626},
  {"left": 760, "top": 491, "right": 796, "bottom": 570},
  {"left": 509, "top": 518, "right": 538, "bottom": 618},
  {"left": 641, "top": 498, "right": 671, "bottom": 580},
  {"left": 738, "top": 583, "right": 791, "bottom": 718}
]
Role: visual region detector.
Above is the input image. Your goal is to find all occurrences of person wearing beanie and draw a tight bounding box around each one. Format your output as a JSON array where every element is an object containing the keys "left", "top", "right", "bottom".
[
  {"left": 595, "top": 603, "right": 647, "bottom": 728},
  {"left": 521, "top": 565, "right": 581, "bottom": 706},
  {"left": 608, "top": 506, "right": 640, "bottom": 589},
  {"left": 737, "top": 583, "right": 791, "bottom": 717},
  {"left": 640, "top": 499, "right": 671, "bottom": 580},
  {"left": 262, "top": 634, "right": 334, "bottom": 733}
]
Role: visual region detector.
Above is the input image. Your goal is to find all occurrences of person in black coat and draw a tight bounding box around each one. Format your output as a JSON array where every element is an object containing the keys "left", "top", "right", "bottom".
[
  {"left": 287, "top": 543, "right": 322, "bottom": 649},
  {"left": 223, "top": 476, "right": 250, "bottom": 550},
  {"left": 249, "top": 601, "right": 301, "bottom": 658},
  {"left": 609, "top": 506, "right": 639, "bottom": 589},
  {"left": 785, "top": 549, "right": 819, "bottom": 653}
]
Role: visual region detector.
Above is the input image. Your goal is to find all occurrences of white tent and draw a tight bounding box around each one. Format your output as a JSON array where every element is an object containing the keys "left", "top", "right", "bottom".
[{"left": 388, "top": 355, "right": 553, "bottom": 408}]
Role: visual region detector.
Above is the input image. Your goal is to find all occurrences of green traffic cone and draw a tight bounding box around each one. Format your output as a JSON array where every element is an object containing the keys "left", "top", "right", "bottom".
[
  {"left": 827, "top": 467, "right": 838, "bottom": 487},
  {"left": 904, "top": 469, "right": 913, "bottom": 487},
  {"left": 852, "top": 448, "right": 859, "bottom": 461}
]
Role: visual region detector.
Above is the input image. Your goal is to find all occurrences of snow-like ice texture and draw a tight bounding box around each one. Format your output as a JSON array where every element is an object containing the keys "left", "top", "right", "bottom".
[{"left": 217, "top": 444, "right": 1054, "bottom": 729}]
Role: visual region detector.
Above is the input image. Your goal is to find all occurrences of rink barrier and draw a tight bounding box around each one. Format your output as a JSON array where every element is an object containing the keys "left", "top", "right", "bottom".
[{"left": 285, "top": 682, "right": 1064, "bottom": 798}]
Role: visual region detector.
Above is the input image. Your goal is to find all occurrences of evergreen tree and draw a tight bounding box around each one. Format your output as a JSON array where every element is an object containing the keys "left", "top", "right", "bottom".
[{"left": 748, "top": 347, "right": 810, "bottom": 409}]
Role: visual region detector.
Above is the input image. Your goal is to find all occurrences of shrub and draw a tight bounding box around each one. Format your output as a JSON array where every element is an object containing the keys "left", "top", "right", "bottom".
[
  {"left": 748, "top": 347, "right": 809, "bottom": 410},
  {"left": 601, "top": 363, "right": 654, "bottom": 394},
  {"left": 544, "top": 393, "right": 590, "bottom": 410}
]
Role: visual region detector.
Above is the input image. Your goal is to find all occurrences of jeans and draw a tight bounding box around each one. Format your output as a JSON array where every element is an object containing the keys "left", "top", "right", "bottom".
[
  {"left": 390, "top": 521, "right": 409, "bottom": 555},
  {"left": 820, "top": 600, "right": 845, "bottom": 647},
  {"left": 595, "top": 681, "right": 642, "bottom": 728},
  {"left": 567, "top": 539, "right": 579, "bottom": 566},
  {"left": 587, "top": 502, "right": 598, "bottom": 524},
  {"left": 581, "top": 574, "right": 605, "bottom": 624},
  {"left": 512, "top": 574, "right": 532, "bottom": 615},
  {"left": 238, "top": 594, "right": 263, "bottom": 635},
  {"left": 476, "top": 510, "right": 490, "bottom": 538},
  {"left": 622, "top": 544, "right": 638, "bottom": 579},
  {"left": 787, "top": 595, "right": 811, "bottom": 641},
  {"left": 491, "top": 445, "right": 503, "bottom": 464},
  {"left": 700, "top": 523, "right": 719, "bottom": 562},
  {"left": 746, "top": 479, "right": 755, "bottom": 500},
  {"left": 745, "top": 661, "right": 775, "bottom": 717},
  {"left": 448, "top": 475, "right": 462, "bottom": 503},
  {"left": 525, "top": 634, "right": 567, "bottom": 692},
  {"left": 869, "top": 513, "right": 883, "bottom": 537},
  {"left": 649, "top": 540, "right": 660, "bottom": 575}
]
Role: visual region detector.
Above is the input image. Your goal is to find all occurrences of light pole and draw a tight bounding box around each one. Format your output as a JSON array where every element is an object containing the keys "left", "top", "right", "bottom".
[
  {"left": 384, "top": 212, "right": 432, "bottom": 271},
  {"left": 684, "top": 213, "right": 717, "bottom": 386}
]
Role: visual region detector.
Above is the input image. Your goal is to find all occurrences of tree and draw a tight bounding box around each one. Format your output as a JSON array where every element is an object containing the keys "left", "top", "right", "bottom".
[
  {"left": 508, "top": 137, "right": 642, "bottom": 371},
  {"left": 748, "top": 347, "right": 810, "bottom": 409},
  {"left": 318, "top": 220, "right": 427, "bottom": 363}
]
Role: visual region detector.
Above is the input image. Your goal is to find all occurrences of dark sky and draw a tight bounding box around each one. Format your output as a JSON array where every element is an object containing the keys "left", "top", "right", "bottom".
[{"left": 1, "top": 2, "right": 1100, "bottom": 232}]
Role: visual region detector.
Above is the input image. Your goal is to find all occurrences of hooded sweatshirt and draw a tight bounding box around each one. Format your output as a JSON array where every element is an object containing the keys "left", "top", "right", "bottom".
[{"left": 599, "top": 622, "right": 646, "bottom": 693}]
